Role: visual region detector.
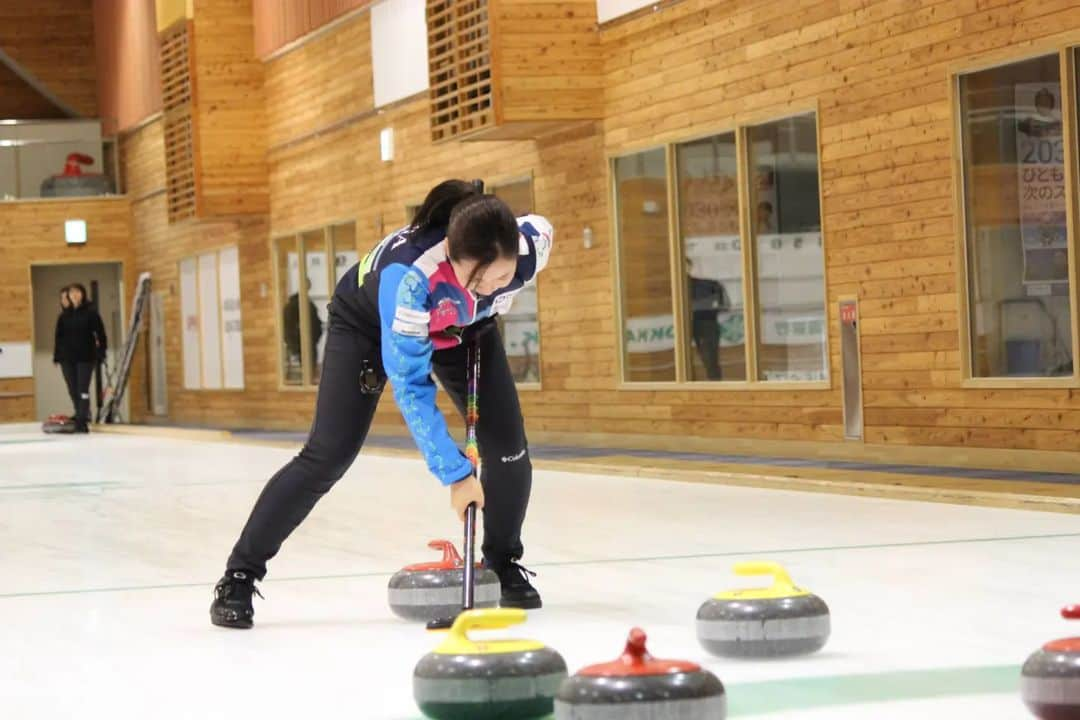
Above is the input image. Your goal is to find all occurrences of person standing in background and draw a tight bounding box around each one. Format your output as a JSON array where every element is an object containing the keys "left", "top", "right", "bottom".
[
  {"left": 686, "top": 257, "right": 727, "bottom": 380},
  {"left": 57, "top": 283, "right": 107, "bottom": 433},
  {"left": 52, "top": 287, "right": 74, "bottom": 424},
  {"left": 283, "top": 278, "right": 323, "bottom": 382}
]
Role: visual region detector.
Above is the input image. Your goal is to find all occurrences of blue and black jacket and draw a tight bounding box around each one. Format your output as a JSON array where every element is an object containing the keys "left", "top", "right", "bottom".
[{"left": 337, "top": 216, "right": 553, "bottom": 485}]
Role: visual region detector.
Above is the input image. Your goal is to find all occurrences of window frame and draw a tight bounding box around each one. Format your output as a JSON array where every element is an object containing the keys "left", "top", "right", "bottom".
[
  {"left": 177, "top": 243, "right": 245, "bottom": 392},
  {"left": 490, "top": 171, "right": 543, "bottom": 390},
  {"left": 270, "top": 218, "right": 357, "bottom": 391},
  {"left": 610, "top": 103, "right": 832, "bottom": 391},
  {"left": 951, "top": 47, "right": 1080, "bottom": 388}
]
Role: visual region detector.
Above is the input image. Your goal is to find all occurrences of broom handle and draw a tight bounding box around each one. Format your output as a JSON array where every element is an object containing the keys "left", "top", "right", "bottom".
[{"left": 462, "top": 340, "right": 481, "bottom": 610}]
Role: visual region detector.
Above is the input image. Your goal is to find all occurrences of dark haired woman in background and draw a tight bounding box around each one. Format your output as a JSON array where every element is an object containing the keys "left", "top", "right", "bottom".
[
  {"left": 211, "top": 179, "right": 554, "bottom": 629},
  {"left": 56, "top": 283, "right": 107, "bottom": 433},
  {"left": 52, "top": 287, "right": 73, "bottom": 426}
]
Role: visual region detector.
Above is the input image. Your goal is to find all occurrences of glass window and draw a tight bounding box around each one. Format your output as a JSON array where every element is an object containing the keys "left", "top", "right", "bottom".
[
  {"left": 676, "top": 133, "right": 747, "bottom": 381},
  {"left": 332, "top": 222, "right": 358, "bottom": 285},
  {"left": 302, "top": 229, "right": 330, "bottom": 384},
  {"left": 959, "top": 55, "right": 1072, "bottom": 377},
  {"left": 747, "top": 113, "right": 828, "bottom": 382},
  {"left": 492, "top": 177, "right": 541, "bottom": 383},
  {"left": 275, "top": 236, "right": 303, "bottom": 386},
  {"left": 615, "top": 148, "right": 675, "bottom": 382}
]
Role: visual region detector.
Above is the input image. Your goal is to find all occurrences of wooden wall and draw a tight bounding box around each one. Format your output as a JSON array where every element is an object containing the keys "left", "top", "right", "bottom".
[
  {"left": 263, "top": 10, "right": 373, "bottom": 150},
  {"left": 0, "top": 62, "right": 68, "bottom": 120},
  {"left": 0, "top": 0, "right": 98, "bottom": 117},
  {"left": 191, "top": 0, "right": 270, "bottom": 217},
  {"left": 253, "top": 0, "right": 370, "bottom": 59},
  {"left": 111, "top": 1, "right": 1080, "bottom": 456},
  {"left": 0, "top": 198, "right": 134, "bottom": 422},
  {"left": 93, "top": 0, "right": 163, "bottom": 135},
  {"left": 599, "top": 0, "right": 1080, "bottom": 451}
]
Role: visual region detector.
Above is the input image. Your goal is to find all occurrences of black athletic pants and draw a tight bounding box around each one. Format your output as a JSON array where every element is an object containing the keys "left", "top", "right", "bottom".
[
  {"left": 61, "top": 361, "right": 94, "bottom": 427},
  {"left": 226, "top": 309, "right": 532, "bottom": 579},
  {"left": 692, "top": 312, "right": 722, "bottom": 380}
]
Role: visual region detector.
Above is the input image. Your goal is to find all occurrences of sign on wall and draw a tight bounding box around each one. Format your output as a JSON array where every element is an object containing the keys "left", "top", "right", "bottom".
[
  {"left": 179, "top": 257, "right": 201, "bottom": 390},
  {"left": 218, "top": 246, "right": 245, "bottom": 389},
  {"left": 1014, "top": 82, "right": 1068, "bottom": 286}
]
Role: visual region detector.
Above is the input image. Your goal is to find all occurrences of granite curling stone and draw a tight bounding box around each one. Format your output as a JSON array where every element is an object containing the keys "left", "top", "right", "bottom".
[
  {"left": 413, "top": 608, "right": 568, "bottom": 720},
  {"left": 697, "top": 561, "right": 829, "bottom": 658},
  {"left": 388, "top": 539, "right": 499, "bottom": 622},
  {"left": 555, "top": 627, "right": 726, "bottom": 719},
  {"left": 1022, "top": 605, "right": 1080, "bottom": 720}
]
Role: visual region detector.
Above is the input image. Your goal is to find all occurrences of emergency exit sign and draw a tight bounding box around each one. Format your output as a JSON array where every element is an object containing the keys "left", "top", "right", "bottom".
[
  {"left": 839, "top": 302, "right": 857, "bottom": 325},
  {"left": 65, "top": 219, "right": 87, "bottom": 245}
]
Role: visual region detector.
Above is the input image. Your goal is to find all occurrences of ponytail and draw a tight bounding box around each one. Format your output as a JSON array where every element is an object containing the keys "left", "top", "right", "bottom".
[{"left": 409, "top": 179, "right": 485, "bottom": 236}]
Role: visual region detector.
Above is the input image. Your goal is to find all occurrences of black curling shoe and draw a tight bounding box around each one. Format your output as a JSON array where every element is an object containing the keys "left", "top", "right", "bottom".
[
  {"left": 495, "top": 562, "right": 542, "bottom": 610},
  {"left": 210, "top": 570, "right": 262, "bottom": 629}
]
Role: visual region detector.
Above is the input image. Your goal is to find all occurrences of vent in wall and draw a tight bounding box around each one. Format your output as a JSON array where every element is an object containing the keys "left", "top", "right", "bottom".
[
  {"left": 160, "top": 21, "right": 197, "bottom": 223},
  {"left": 427, "top": 0, "right": 493, "bottom": 143}
]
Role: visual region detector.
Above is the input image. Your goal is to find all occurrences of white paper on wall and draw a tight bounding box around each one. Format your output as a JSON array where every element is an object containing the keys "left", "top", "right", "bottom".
[
  {"left": 218, "top": 246, "right": 245, "bottom": 390},
  {"left": 0, "top": 342, "right": 33, "bottom": 378},
  {"left": 198, "top": 252, "right": 223, "bottom": 389},
  {"left": 179, "top": 257, "right": 201, "bottom": 389}
]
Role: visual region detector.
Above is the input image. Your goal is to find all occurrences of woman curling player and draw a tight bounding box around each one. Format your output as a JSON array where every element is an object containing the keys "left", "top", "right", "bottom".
[{"left": 211, "top": 180, "right": 553, "bottom": 628}]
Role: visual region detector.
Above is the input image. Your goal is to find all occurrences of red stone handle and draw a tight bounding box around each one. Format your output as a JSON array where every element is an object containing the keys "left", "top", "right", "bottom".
[
  {"left": 427, "top": 539, "right": 462, "bottom": 567},
  {"left": 63, "top": 153, "right": 94, "bottom": 176}
]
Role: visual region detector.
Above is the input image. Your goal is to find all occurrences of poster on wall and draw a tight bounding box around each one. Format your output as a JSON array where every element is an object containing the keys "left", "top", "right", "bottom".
[
  {"left": 218, "top": 246, "right": 245, "bottom": 390},
  {"left": 179, "top": 257, "right": 201, "bottom": 390},
  {"left": 1015, "top": 82, "right": 1068, "bottom": 285},
  {"left": 197, "top": 252, "right": 223, "bottom": 390}
]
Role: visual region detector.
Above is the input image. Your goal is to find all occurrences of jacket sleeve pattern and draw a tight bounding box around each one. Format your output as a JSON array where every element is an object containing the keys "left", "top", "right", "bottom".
[{"left": 378, "top": 263, "right": 474, "bottom": 486}]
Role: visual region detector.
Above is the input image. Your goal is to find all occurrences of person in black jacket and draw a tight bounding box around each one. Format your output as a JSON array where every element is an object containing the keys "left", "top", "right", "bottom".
[
  {"left": 687, "top": 257, "right": 728, "bottom": 380},
  {"left": 56, "top": 283, "right": 107, "bottom": 433},
  {"left": 282, "top": 279, "right": 323, "bottom": 382},
  {"left": 52, "top": 287, "right": 74, "bottom": 422}
]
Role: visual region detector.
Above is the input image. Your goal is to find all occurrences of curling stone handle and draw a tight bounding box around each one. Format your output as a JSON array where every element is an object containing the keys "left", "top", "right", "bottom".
[
  {"left": 734, "top": 561, "right": 798, "bottom": 595},
  {"left": 449, "top": 608, "right": 527, "bottom": 638},
  {"left": 1063, "top": 605, "right": 1080, "bottom": 620},
  {"left": 427, "top": 539, "right": 463, "bottom": 567}
]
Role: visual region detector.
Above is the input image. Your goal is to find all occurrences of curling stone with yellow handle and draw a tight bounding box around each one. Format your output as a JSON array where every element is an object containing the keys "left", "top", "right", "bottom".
[
  {"left": 413, "top": 608, "right": 568, "bottom": 720},
  {"left": 696, "top": 561, "right": 830, "bottom": 658},
  {"left": 1021, "top": 604, "right": 1080, "bottom": 719}
]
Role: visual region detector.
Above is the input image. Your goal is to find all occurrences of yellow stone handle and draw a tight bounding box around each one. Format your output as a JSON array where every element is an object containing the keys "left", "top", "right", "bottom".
[
  {"left": 434, "top": 608, "right": 540, "bottom": 655},
  {"left": 449, "top": 608, "right": 526, "bottom": 640},
  {"left": 734, "top": 561, "right": 798, "bottom": 595}
]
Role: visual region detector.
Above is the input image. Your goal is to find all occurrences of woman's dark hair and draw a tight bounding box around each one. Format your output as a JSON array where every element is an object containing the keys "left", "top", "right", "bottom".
[
  {"left": 446, "top": 194, "right": 519, "bottom": 287},
  {"left": 409, "top": 179, "right": 483, "bottom": 236},
  {"left": 67, "top": 283, "right": 88, "bottom": 306}
]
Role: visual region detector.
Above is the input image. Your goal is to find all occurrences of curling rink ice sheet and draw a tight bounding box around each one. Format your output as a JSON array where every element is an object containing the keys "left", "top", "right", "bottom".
[{"left": 1, "top": 423, "right": 1077, "bottom": 719}]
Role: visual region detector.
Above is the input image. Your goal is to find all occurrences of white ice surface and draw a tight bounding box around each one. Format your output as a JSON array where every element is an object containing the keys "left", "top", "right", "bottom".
[{"left": 2, "top": 424, "right": 1076, "bottom": 719}]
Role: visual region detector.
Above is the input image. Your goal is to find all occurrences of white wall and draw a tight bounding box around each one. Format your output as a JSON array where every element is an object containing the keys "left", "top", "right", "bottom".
[
  {"left": 370, "top": 0, "right": 429, "bottom": 108},
  {"left": 597, "top": 0, "right": 655, "bottom": 24}
]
